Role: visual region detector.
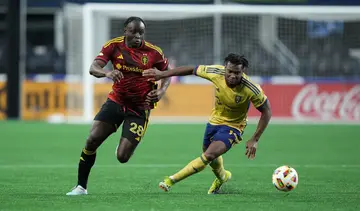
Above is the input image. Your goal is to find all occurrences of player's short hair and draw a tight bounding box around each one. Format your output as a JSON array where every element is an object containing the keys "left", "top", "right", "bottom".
[
  {"left": 224, "top": 53, "right": 249, "bottom": 68},
  {"left": 124, "top": 16, "right": 146, "bottom": 28}
]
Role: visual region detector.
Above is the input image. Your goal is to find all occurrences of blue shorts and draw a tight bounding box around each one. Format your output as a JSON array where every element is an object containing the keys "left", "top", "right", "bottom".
[{"left": 203, "top": 123, "right": 244, "bottom": 150}]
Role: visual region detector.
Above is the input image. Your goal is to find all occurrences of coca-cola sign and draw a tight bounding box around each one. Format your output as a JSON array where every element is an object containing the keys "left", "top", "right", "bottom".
[
  {"left": 247, "top": 83, "right": 360, "bottom": 122},
  {"left": 292, "top": 84, "right": 360, "bottom": 121}
]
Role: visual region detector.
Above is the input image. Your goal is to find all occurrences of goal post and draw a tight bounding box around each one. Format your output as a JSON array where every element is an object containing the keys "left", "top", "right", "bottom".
[{"left": 62, "top": 3, "right": 360, "bottom": 124}]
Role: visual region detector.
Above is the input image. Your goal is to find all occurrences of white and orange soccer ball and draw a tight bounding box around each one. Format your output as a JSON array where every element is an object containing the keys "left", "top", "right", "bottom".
[{"left": 272, "top": 165, "right": 299, "bottom": 192}]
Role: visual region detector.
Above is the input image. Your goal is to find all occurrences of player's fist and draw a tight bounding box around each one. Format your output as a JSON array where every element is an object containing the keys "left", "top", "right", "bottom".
[
  {"left": 106, "top": 70, "right": 123, "bottom": 83},
  {"left": 245, "top": 138, "right": 258, "bottom": 160},
  {"left": 142, "top": 68, "right": 164, "bottom": 81}
]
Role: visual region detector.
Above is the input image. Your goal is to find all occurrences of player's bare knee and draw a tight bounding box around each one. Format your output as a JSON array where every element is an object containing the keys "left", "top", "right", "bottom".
[
  {"left": 203, "top": 152, "right": 217, "bottom": 162},
  {"left": 85, "top": 133, "right": 102, "bottom": 151},
  {"left": 85, "top": 138, "right": 96, "bottom": 151},
  {"left": 116, "top": 137, "right": 136, "bottom": 163},
  {"left": 85, "top": 121, "right": 114, "bottom": 151},
  {"left": 116, "top": 153, "right": 130, "bottom": 163}
]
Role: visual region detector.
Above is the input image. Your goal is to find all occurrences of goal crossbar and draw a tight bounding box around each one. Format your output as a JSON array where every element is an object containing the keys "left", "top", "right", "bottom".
[{"left": 84, "top": 3, "right": 360, "bottom": 19}]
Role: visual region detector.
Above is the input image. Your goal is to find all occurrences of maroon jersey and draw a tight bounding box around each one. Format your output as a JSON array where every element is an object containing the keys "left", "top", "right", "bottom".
[{"left": 95, "top": 36, "right": 168, "bottom": 110}]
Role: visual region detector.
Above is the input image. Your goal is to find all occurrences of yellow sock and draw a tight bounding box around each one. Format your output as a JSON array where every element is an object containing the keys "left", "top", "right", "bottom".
[
  {"left": 170, "top": 153, "right": 209, "bottom": 183},
  {"left": 209, "top": 156, "right": 226, "bottom": 180}
]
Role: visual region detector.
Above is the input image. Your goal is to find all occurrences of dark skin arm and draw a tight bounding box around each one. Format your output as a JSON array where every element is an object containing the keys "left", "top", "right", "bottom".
[
  {"left": 142, "top": 66, "right": 196, "bottom": 81},
  {"left": 145, "top": 67, "right": 172, "bottom": 104},
  {"left": 245, "top": 100, "right": 272, "bottom": 159},
  {"left": 89, "top": 60, "right": 123, "bottom": 82},
  {"left": 160, "top": 76, "right": 171, "bottom": 92}
]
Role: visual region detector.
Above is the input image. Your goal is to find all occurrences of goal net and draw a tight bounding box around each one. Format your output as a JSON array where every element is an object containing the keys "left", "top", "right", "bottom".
[{"left": 62, "top": 3, "right": 360, "bottom": 124}]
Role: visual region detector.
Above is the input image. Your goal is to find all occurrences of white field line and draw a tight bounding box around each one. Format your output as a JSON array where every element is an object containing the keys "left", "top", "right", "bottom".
[
  {"left": 149, "top": 117, "right": 360, "bottom": 125},
  {"left": 0, "top": 164, "right": 359, "bottom": 169},
  {"left": 51, "top": 116, "right": 360, "bottom": 125}
]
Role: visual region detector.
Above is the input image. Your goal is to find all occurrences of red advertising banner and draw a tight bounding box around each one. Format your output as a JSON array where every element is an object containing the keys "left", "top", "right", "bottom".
[
  {"left": 248, "top": 83, "right": 360, "bottom": 121},
  {"left": 0, "top": 80, "right": 358, "bottom": 122}
]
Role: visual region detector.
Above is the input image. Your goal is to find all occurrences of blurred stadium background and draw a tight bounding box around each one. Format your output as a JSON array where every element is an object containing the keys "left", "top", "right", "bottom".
[
  {"left": 0, "top": 0, "right": 359, "bottom": 123},
  {"left": 0, "top": 1, "right": 359, "bottom": 211}
]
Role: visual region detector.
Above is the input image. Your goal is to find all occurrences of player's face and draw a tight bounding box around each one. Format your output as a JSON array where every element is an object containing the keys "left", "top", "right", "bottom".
[
  {"left": 224, "top": 62, "right": 244, "bottom": 88},
  {"left": 124, "top": 21, "right": 145, "bottom": 48}
]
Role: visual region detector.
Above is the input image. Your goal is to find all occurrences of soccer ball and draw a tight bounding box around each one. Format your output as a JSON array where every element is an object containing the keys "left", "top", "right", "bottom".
[{"left": 272, "top": 165, "right": 298, "bottom": 192}]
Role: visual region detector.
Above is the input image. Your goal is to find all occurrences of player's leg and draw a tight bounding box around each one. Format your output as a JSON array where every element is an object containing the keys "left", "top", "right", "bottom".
[
  {"left": 67, "top": 121, "right": 115, "bottom": 196},
  {"left": 207, "top": 126, "right": 242, "bottom": 194},
  {"left": 78, "top": 121, "right": 115, "bottom": 186},
  {"left": 201, "top": 132, "right": 226, "bottom": 182},
  {"left": 159, "top": 140, "right": 229, "bottom": 192},
  {"left": 209, "top": 155, "right": 226, "bottom": 180},
  {"left": 158, "top": 123, "right": 221, "bottom": 192},
  {"left": 208, "top": 126, "right": 242, "bottom": 181},
  {"left": 116, "top": 108, "right": 150, "bottom": 163},
  {"left": 172, "top": 139, "right": 229, "bottom": 182},
  {"left": 116, "top": 137, "right": 137, "bottom": 163},
  {"left": 202, "top": 145, "right": 227, "bottom": 184},
  {"left": 67, "top": 99, "right": 124, "bottom": 196}
]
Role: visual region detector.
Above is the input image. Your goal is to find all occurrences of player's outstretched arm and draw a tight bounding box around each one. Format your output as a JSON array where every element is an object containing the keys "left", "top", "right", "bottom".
[
  {"left": 143, "top": 66, "right": 195, "bottom": 81},
  {"left": 145, "top": 67, "right": 172, "bottom": 104},
  {"left": 90, "top": 60, "right": 123, "bottom": 82},
  {"left": 158, "top": 66, "right": 171, "bottom": 90},
  {"left": 245, "top": 100, "right": 272, "bottom": 159}
]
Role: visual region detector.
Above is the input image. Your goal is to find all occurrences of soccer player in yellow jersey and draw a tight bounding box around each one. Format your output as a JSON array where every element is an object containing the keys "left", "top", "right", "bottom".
[{"left": 143, "top": 53, "right": 272, "bottom": 194}]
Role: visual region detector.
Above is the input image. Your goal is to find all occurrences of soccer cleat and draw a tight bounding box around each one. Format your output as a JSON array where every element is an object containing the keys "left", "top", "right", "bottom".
[
  {"left": 159, "top": 176, "right": 174, "bottom": 192},
  {"left": 207, "top": 170, "right": 232, "bottom": 194},
  {"left": 66, "top": 185, "right": 88, "bottom": 196}
]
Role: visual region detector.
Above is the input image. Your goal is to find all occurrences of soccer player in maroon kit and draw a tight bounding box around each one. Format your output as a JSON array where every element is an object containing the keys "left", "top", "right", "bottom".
[{"left": 66, "top": 17, "right": 171, "bottom": 195}]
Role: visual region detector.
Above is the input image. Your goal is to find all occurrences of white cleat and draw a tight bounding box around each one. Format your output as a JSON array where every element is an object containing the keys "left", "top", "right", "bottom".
[{"left": 66, "top": 185, "right": 88, "bottom": 196}]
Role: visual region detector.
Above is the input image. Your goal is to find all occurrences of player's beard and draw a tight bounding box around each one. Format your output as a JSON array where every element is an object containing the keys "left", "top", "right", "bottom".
[
  {"left": 226, "top": 76, "right": 242, "bottom": 88},
  {"left": 225, "top": 78, "right": 236, "bottom": 88}
]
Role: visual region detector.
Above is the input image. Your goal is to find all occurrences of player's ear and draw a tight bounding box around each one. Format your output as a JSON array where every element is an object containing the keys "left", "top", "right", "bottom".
[{"left": 241, "top": 66, "right": 247, "bottom": 73}]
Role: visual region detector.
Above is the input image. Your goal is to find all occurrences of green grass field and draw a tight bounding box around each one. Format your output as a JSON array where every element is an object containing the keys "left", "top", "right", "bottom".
[{"left": 1, "top": 121, "right": 360, "bottom": 211}]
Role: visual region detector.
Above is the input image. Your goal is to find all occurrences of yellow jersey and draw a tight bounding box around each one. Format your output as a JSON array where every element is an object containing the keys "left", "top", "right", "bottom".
[{"left": 194, "top": 65, "right": 267, "bottom": 131}]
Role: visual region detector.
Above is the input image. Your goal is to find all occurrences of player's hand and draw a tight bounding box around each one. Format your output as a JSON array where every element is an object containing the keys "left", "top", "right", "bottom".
[
  {"left": 145, "top": 89, "right": 165, "bottom": 104},
  {"left": 245, "top": 138, "right": 258, "bottom": 160},
  {"left": 106, "top": 70, "right": 123, "bottom": 83},
  {"left": 142, "top": 68, "right": 164, "bottom": 81}
]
